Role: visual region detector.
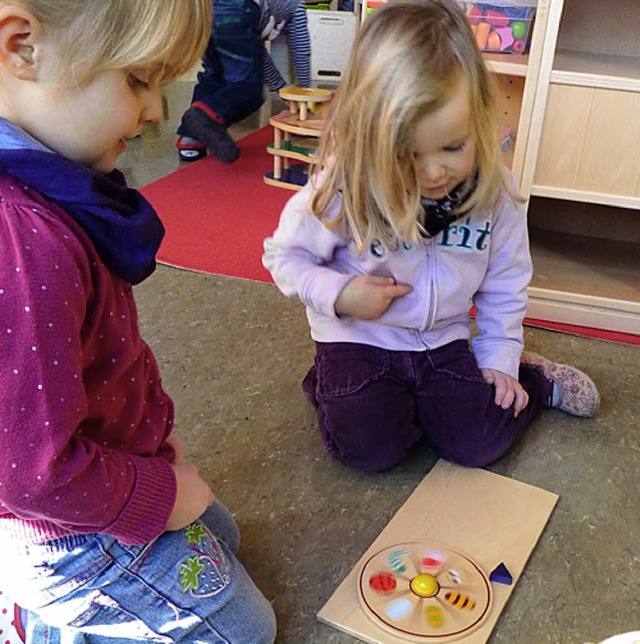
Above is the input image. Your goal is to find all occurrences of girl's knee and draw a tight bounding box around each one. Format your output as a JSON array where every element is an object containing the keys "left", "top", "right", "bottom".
[
  {"left": 260, "top": 600, "right": 277, "bottom": 644},
  {"left": 316, "top": 396, "right": 419, "bottom": 471},
  {"left": 437, "top": 429, "right": 514, "bottom": 468},
  {"left": 200, "top": 583, "right": 276, "bottom": 643},
  {"left": 322, "top": 432, "right": 414, "bottom": 472},
  {"left": 440, "top": 449, "right": 499, "bottom": 469},
  {"left": 237, "top": 592, "right": 277, "bottom": 644},
  {"left": 199, "top": 500, "right": 240, "bottom": 553},
  {"left": 332, "top": 451, "right": 404, "bottom": 472}
]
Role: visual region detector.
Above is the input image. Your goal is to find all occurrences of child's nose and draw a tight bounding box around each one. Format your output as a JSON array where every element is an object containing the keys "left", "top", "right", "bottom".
[
  {"left": 420, "top": 158, "right": 446, "bottom": 182},
  {"left": 142, "top": 90, "right": 163, "bottom": 125},
  {"left": 420, "top": 161, "right": 444, "bottom": 183}
]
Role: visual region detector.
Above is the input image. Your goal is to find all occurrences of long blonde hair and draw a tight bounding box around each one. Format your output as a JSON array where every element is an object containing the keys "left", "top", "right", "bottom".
[
  {"left": 10, "top": 0, "right": 211, "bottom": 85},
  {"left": 311, "top": 0, "right": 519, "bottom": 251}
]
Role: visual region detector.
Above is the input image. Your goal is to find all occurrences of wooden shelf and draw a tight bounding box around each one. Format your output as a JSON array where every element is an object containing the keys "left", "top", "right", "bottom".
[
  {"left": 551, "top": 50, "right": 640, "bottom": 91},
  {"left": 528, "top": 228, "right": 640, "bottom": 334},
  {"left": 264, "top": 164, "right": 310, "bottom": 191},
  {"left": 362, "top": 0, "right": 640, "bottom": 333},
  {"left": 525, "top": 182, "right": 640, "bottom": 335},
  {"left": 530, "top": 229, "right": 639, "bottom": 302},
  {"left": 269, "top": 111, "right": 325, "bottom": 137},
  {"left": 267, "top": 137, "right": 319, "bottom": 164},
  {"left": 530, "top": 186, "right": 640, "bottom": 211},
  {"left": 484, "top": 53, "right": 530, "bottom": 78}
]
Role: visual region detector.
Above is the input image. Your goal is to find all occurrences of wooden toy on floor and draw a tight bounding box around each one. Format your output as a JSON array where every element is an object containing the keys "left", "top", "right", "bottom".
[
  {"left": 264, "top": 87, "right": 333, "bottom": 191},
  {"left": 489, "top": 562, "right": 513, "bottom": 585},
  {"left": 318, "top": 460, "right": 558, "bottom": 643},
  {"left": 359, "top": 541, "right": 492, "bottom": 640}
]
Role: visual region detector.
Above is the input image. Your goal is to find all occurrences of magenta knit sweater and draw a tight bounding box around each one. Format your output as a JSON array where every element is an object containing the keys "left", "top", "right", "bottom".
[{"left": 0, "top": 174, "right": 177, "bottom": 546}]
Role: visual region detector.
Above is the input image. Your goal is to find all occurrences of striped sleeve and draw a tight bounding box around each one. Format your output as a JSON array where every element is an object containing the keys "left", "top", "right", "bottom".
[
  {"left": 262, "top": 46, "right": 287, "bottom": 92},
  {"left": 285, "top": 0, "right": 311, "bottom": 87}
]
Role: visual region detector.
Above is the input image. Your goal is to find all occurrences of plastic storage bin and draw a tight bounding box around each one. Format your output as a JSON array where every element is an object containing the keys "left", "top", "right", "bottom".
[
  {"left": 456, "top": 1, "right": 537, "bottom": 54},
  {"left": 307, "top": 10, "right": 357, "bottom": 82}
]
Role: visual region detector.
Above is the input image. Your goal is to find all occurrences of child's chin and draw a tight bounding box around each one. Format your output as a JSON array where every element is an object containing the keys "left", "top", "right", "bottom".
[
  {"left": 422, "top": 188, "right": 447, "bottom": 200},
  {"left": 90, "top": 159, "right": 117, "bottom": 175}
]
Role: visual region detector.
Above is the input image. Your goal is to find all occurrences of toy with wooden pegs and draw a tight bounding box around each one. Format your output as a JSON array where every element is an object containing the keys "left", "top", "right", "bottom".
[
  {"left": 317, "top": 460, "right": 559, "bottom": 643},
  {"left": 264, "top": 86, "right": 333, "bottom": 191},
  {"left": 359, "top": 541, "right": 493, "bottom": 641}
]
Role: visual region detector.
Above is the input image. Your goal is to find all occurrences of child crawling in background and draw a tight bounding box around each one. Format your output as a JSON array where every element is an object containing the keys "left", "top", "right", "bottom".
[
  {"left": 176, "top": 0, "right": 311, "bottom": 163},
  {"left": 0, "top": 1, "right": 275, "bottom": 641},
  {"left": 263, "top": 0, "right": 599, "bottom": 473}
]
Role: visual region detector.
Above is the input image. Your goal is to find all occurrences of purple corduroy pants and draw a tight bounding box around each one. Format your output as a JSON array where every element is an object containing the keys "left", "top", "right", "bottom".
[{"left": 302, "top": 339, "right": 552, "bottom": 472}]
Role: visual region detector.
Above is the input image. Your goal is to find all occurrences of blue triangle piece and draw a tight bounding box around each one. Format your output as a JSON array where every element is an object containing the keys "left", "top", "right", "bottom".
[{"left": 490, "top": 562, "right": 513, "bottom": 585}]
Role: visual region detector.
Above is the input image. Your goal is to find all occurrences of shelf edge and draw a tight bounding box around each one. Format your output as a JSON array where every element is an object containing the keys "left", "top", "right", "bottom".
[
  {"left": 529, "top": 186, "right": 640, "bottom": 210},
  {"left": 527, "top": 286, "right": 640, "bottom": 335},
  {"left": 486, "top": 55, "right": 529, "bottom": 78},
  {"left": 549, "top": 70, "right": 640, "bottom": 93}
]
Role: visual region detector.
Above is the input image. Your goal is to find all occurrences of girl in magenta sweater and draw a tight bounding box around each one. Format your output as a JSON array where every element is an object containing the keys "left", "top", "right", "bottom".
[{"left": 0, "top": 1, "right": 275, "bottom": 641}]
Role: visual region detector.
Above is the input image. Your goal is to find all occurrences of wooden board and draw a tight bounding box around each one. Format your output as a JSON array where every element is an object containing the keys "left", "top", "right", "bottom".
[
  {"left": 317, "top": 460, "right": 558, "bottom": 643},
  {"left": 267, "top": 137, "right": 319, "bottom": 163},
  {"left": 264, "top": 164, "right": 310, "bottom": 191},
  {"left": 269, "top": 110, "right": 325, "bottom": 137}
]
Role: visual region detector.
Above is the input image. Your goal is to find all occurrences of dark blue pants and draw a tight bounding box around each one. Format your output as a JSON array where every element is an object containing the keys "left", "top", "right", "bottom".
[
  {"left": 178, "top": 0, "right": 264, "bottom": 134},
  {"left": 302, "top": 340, "right": 552, "bottom": 472}
]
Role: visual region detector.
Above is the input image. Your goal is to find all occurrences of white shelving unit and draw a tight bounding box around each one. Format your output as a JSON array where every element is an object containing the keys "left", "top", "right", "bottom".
[
  {"left": 355, "top": 0, "right": 639, "bottom": 335},
  {"left": 358, "top": 1, "right": 554, "bottom": 187},
  {"left": 521, "top": 0, "right": 640, "bottom": 335}
]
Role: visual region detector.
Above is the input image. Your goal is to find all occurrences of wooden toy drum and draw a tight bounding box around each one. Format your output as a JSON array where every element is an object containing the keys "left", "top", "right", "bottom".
[{"left": 358, "top": 541, "right": 492, "bottom": 641}]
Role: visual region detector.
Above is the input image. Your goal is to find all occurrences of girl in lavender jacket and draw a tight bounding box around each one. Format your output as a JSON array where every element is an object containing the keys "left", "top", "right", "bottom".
[{"left": 263, "top": 0, "right": 599, "bottom": 473}]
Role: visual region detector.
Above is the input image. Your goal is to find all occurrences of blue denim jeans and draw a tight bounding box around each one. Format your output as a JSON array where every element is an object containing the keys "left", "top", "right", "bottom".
[
  {"left": 0, "top": 501, "right": 276, "bottom": 643},
  {"left": 303, "top": 340, "right": 552, "bottom": 472},
  {"left": 177, "top": 0, "right": 263, "bottom": 133}
]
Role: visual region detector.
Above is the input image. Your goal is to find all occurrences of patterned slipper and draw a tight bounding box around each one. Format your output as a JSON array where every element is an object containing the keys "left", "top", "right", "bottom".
[
  {"left": 176, "top": 136, "right": 207, "bottom": 162},
  {"left": 520, "top": 352, "right": 600, "bottom": 418}
]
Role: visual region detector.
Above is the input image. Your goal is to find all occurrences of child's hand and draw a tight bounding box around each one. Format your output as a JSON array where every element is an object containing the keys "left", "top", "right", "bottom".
[
  {"left": 335, "top": 275, "right": 413, "bottom": 320},
  {"left": 165, "top": 434, "right": 185, "bottom": 463},
  {"left": 481, "top": 368, "right": 529, "bottom": 418},
  {"left": 165, "top": 462, "right": 215, "bottom": 532}
]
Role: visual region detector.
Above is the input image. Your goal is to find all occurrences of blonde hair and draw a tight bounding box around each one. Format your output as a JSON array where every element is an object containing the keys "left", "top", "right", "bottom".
[
  {"left": 13, "top": 0, "right": 211, "bottom": 85},
  {"left": 311, "top": 0, "right": 520, "bottom": 251}
]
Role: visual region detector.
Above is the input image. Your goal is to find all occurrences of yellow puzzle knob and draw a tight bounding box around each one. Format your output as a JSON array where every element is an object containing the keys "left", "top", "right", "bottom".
[{"left": 410, "top": 573, "right": 439, "bottom": 598}]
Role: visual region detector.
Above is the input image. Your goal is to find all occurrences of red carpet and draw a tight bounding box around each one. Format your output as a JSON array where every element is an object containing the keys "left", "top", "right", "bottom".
[
  {"left": 522, "top": 318, "right": 639, "bottom": 346},
  {"left": 141, "top": 125, "right": 292, "bottom": 282},
  {"left": 141, "top": 126, "right": 639, "bottom": 346}
]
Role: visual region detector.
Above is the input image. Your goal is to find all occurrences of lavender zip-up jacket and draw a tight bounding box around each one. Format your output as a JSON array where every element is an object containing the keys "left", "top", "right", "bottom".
[{"left": 263, "top": 175, "right": 532, "bottom": 379}]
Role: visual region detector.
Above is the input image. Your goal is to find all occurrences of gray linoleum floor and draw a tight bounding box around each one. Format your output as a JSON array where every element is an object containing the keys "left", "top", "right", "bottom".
[{"left": 120, "top": 81, "right": 639, "bottom": 644}]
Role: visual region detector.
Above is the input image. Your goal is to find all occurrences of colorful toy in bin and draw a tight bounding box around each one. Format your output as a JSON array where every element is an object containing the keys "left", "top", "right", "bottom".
[
  {"left": 458, "top": 1, "right": 537, "bottom": 54},
  {"left": 365, "top": 0, "right": 385, "bottom": 14}
]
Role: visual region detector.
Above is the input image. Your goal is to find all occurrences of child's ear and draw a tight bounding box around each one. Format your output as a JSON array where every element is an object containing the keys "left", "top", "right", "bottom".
[{"left": 0, "top": 6, "right": 43, "bottom": 81}]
